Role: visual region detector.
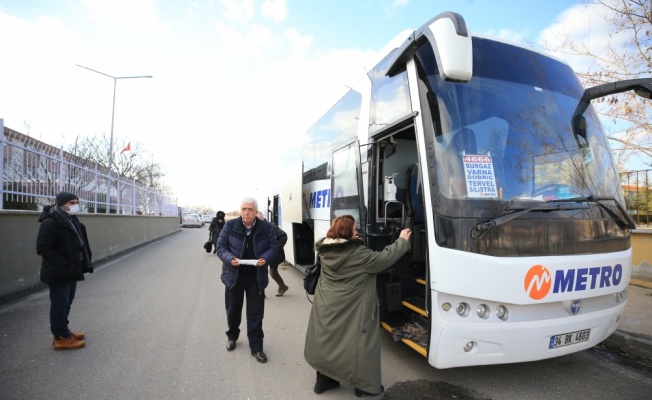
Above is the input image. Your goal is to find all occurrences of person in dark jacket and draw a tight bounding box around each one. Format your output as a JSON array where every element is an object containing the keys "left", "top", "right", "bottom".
[
  {"left": 36, "top": 191, "right": 93, "bottom": 351},
  {"left": 216, "top": 197, "right": 278, "bottom": 363},
  {"left": 208, "top": 210, "right": 226, "bottom": 254},
  {"left": 304, "top": 215, "right": 411, "bottom": 397},
  {"left": 257, "top": 212, "right": 289, "bottom": 296}
]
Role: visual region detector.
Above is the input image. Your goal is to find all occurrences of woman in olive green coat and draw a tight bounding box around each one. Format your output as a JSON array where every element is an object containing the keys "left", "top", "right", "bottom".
[{"left": 304, "top": 215, "right": 412, "bottom": 397}]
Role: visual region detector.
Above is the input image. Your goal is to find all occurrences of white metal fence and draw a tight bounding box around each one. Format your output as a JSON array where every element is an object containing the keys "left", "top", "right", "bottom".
[{"left": 1, "top": 120, "right": 178, "bottom": 216}]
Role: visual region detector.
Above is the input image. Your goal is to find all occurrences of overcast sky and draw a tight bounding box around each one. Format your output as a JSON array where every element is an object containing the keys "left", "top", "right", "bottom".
[{"left": 0, "top": 0, "right": 619, "bottom": 210}]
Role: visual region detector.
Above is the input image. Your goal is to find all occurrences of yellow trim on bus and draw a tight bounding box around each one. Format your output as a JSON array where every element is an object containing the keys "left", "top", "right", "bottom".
[
  {"left": 402, "top": 338, "right": 428, "bottom": 357},
  {"left": 402, "top": 300, "right": 427, "bottom": 317}
]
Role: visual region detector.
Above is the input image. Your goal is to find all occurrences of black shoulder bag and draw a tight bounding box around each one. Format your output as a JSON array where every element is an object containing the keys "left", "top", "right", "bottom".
[
  {"left": 203, "top": 234, "right": 213, "bottom": 253},
  {"left": 303, "top": 256, "right": 321, "bottom": 302}
]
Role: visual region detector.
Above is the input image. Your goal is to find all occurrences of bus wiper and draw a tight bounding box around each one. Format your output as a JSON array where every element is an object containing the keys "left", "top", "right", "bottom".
[
  {"left": 471, "top": 204, "right": 565, "bottom": 239},
  {"left": 471, "top": 196, "right": 635, "bottom": 239},
  {"left": 548, "top": 195, "right": 636, "bottom": 230}
]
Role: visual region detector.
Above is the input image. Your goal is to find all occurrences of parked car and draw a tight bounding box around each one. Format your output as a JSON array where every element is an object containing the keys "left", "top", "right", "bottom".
[
  {"left": 182, "top": 213, "right": 203, "bottom": 228},
  {"left": 202, "top": 214, "right": 212, "bottom": 224}
]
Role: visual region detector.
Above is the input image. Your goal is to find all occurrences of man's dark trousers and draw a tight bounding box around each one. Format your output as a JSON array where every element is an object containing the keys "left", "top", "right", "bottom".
[
  {"left": 49, "top": 281, "right": 77, "bottom": 337},
  {"left": 225, "top": 273, "right": 265, "bottom": 352}
]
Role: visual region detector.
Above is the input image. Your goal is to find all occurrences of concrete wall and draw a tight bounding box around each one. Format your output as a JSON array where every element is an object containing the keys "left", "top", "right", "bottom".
[
  {"left": 631, "top": 228, "right": 652, "bottom": 282},
  {"left": 2, "top": 210, "right": 650, "bottom": 298},
  {"left": 0, "top": 210, "right": 180, "bottom": 298}
]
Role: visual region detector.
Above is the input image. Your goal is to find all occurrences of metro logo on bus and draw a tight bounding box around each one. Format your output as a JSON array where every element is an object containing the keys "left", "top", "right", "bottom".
[
  {"left": 309, "top": 189, "right": 331, "bottom": 209},
  {"left": 524, "top": 264, "right": 623, "bottom": 300},
  {"left": 524, "top": 265, "right": 551, "bottom": 300}
]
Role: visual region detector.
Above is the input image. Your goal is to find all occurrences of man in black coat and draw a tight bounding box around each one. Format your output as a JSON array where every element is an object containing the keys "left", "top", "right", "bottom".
[{"left": 36, "top": 191, "right": 93, "bottom": 350}]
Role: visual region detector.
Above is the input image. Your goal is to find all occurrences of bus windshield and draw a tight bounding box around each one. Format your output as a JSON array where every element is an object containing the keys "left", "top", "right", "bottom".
[{"left": 420, "top": 37, "right": 623, "bottom": 205}]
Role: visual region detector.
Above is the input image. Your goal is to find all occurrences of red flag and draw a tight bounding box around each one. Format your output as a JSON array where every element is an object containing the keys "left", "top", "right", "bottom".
[{"left": 120, "top": 142, "right": 131, "bottom": 154}]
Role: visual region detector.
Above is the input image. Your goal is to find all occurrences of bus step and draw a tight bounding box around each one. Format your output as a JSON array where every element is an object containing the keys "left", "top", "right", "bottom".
[
  {"left": 412, "top": 312, "right": 428, "bottom": 328},
  {"left": 402, "top": 297, "right": 427, "bottom": 317},
  {"left": 381, "top": 321, "right": 427, "bottom": 357}
]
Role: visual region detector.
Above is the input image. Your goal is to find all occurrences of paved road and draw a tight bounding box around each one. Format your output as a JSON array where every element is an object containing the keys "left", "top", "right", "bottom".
[{"left": 1, "top": 227, "right": 651, "bottom": 400}]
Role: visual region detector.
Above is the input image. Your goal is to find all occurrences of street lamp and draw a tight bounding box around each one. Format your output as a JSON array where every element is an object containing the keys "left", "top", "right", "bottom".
[
  {"left": 76, "top": 64, "right": 152, "bottom": 165},
  {"left": 76, "top": 64, "right": 152, "bottom": 213}
]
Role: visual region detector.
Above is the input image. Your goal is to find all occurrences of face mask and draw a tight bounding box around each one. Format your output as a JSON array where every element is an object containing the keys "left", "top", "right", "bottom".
[{"left": 66, "top": 204, "right": 80, "bottom": 215}]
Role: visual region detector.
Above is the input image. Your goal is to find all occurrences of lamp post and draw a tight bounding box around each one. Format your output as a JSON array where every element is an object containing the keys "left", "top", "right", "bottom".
[
  {"left": 76, "top": 64, "right": 152, "bottom": 213},
  {"left": 76, "top": 64, "right": 152, "bottom": 165}
]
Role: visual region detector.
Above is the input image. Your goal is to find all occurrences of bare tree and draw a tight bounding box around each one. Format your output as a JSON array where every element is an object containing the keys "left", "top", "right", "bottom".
[
  {"left": 133, "top": 153, "right": 170, "bottom": 214},
  {"left": 66, "top": 134, "right": 167, "bottom": 193},
  {"left": 541, "top": 0, "right": 652, "bottom": 170},
  {"left": 68, "top": 133, "right": 112, "bottom": 169},
  {"left": 136, "top": 151, "right": 165, "bottom": 190}
]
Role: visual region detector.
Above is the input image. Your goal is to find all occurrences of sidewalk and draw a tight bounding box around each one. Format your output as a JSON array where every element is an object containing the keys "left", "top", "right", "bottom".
[{"left": 601, "top": 279, "right": 652, "bottom": 363}]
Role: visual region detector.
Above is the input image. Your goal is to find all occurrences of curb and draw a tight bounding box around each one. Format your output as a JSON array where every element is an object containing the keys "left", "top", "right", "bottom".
[
  {"left": 629, "top": 278, "right": 652, "bottom": 290},
  {"left": 601, "top": 329, "right": 652, "bottom": 363}
]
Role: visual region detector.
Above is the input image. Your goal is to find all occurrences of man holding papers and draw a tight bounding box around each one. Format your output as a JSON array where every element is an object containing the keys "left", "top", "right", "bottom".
[{"left": 216, "top": 197, "right": 278, "bottom": 364}]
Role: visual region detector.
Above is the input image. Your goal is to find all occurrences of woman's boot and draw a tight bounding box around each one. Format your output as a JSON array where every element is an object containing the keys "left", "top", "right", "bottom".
[{"left": 314, "top": 371, "right": 339, "bottom": 394}]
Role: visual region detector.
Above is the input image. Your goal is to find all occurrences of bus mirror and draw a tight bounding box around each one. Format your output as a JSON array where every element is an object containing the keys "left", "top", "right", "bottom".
[
  {"left": 425, "top": 12, "right": 473, "bottom": 82},
  {"left": 571, "top": 78, "right": 652, "bottom": 147},
  {"left": 575, "top": 78, "right": 652, "bottom": 117},
  {"left": 386, "top": 12, "right": 472, "bottom": 82},
  {"left": 634, "top": 84, "right": 652, "bottom": 99}
]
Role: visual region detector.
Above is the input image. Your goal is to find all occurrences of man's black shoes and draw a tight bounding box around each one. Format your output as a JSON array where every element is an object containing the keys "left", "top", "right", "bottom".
[
  {"left": 227, "top": 340, "right": 266, "bottom": 363},
  {"left": 251, "top": 351, "right": 267, "bottom": 363},
  {"left": 226, "top": 340, "right": 236, "bottom": 351}
]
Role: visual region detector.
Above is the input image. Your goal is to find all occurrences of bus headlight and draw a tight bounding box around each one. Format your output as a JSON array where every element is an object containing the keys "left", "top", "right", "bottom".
[
  {"left": 456, "top": 302, "right": 470, "bottom": 317},
  {"left": 442, "top": 302, "right": 451, "bottom": 312},
  {"left": 495, "top": 305, "right": 509, "bottom": 321},
  {"left": 476, "top": 304, "right": 489, "bottom": 319}
]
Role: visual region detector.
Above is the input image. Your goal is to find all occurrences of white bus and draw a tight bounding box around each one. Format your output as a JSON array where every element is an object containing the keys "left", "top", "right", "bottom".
[{"left": 261, "top": 12, "right": 651, "bottom": 368}]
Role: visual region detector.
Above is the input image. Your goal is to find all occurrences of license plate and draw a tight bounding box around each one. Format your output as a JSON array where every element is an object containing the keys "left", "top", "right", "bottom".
[{"left": 549, "top": 329, "right": 591, "bottom": 349}]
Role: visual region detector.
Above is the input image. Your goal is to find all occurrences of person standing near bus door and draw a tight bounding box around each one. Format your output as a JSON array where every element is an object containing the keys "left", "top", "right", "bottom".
[
  {"left": 36, "top": 191, "right": 93, "bottom": 350},
  {"left": 304, "top": 215, "right": 411, "bottom": 397},
  {"left": 257, "top": 212, "right": 289, "bottom": 296},
  {"left": 217, "top": 197, "right": 278, "bottom": 363}
]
